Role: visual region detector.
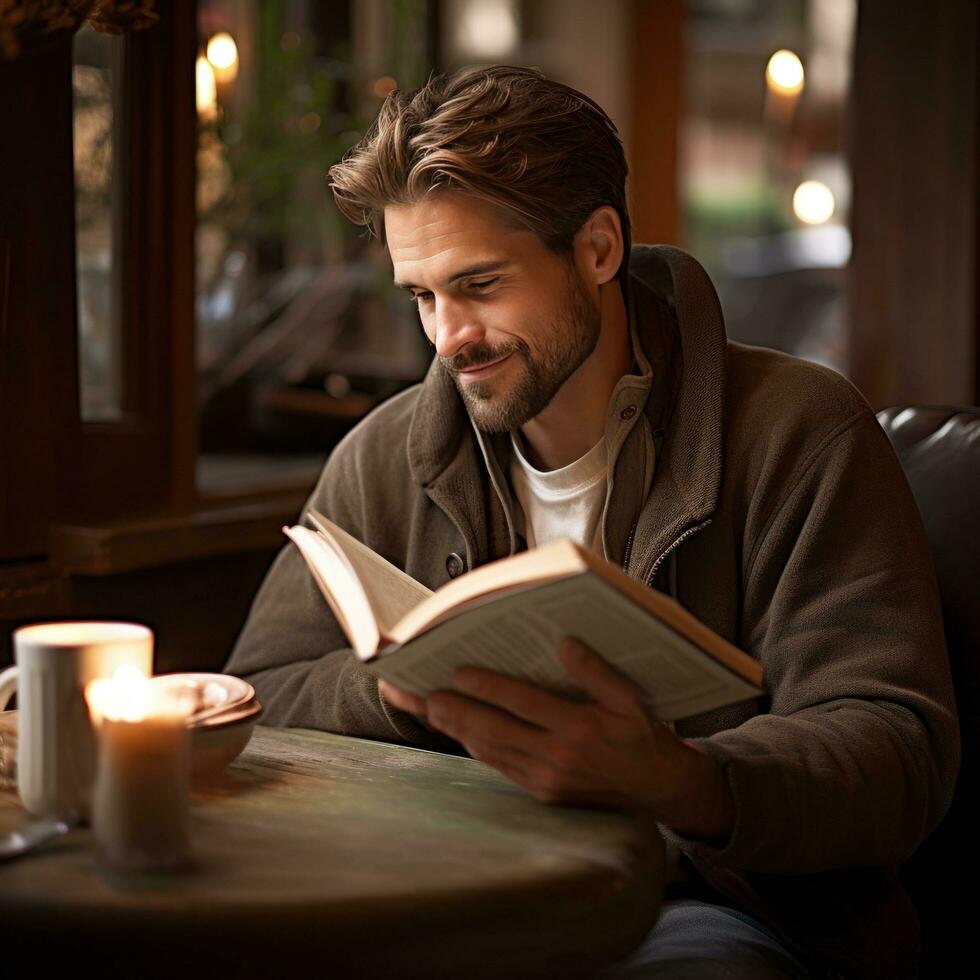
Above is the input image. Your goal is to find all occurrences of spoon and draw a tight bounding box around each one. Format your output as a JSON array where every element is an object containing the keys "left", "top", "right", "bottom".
[{"left": 0, "top": 812, "right": 79, "bottom": 861}]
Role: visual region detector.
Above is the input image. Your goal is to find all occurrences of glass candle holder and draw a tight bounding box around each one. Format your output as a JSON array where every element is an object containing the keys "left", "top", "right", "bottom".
[{"left": 86, "top": 666, "right": 191, "bottom": 873}]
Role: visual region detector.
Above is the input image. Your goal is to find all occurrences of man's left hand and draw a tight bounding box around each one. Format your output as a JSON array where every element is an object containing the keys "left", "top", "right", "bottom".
[{"left": 378, "top": 637, "right": 735, "bottom": 842}]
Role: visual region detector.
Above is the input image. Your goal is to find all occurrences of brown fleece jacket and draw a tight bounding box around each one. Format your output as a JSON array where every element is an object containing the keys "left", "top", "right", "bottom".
[{"left": 226, "top": 245, "right": 959, "bottom": 979}]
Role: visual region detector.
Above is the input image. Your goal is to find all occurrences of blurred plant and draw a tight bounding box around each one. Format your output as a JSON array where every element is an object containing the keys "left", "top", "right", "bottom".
[
  {"left": 198, "top": 0, "right": 435, "bottom": 268},
  {"left": 194, "top": 0, "right": 436, "bottom": 404},
  {"left": 684, "top": 183, "right": 789, "bottom": 271},
  {"left": 388, "top": 0, "right": 431, "bottom": 94},
  {"left": 199, "top": 2, "right": 364, "bottom": 268}
]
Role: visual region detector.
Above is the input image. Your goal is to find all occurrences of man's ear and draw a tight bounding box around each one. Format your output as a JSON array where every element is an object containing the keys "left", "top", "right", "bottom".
[{"left": 575, "top": 206, "right": 624, "bottom": 287}]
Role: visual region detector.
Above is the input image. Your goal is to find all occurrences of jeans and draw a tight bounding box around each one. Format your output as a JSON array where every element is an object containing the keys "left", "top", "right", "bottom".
[{"left": 598, "top": 900, "right": 818, "bottom": 979}]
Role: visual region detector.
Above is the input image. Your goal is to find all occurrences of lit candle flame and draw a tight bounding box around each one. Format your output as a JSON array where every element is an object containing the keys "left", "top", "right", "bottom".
[
  {"left": 196, "top": 56, "right": 218, "bottom": 120},
  {"left": 86, "top": 665, "right": 153, "bottom": 723}
]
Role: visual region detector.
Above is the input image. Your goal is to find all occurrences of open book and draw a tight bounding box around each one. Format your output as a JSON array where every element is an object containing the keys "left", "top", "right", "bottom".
[{"left": 284, "top": 509, "right": 764, "bottom": 722}]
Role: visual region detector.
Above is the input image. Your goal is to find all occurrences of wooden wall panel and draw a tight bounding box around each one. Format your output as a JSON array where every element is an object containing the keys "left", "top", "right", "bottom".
[
  {"left": 848, "top": 0, "right": 979, "bottom": 408},
  {"left": 0, "top": 36, "right": 82, "bottom": 559},
  {"left": 628, "top": 0, "right": 683, "bottom": 247}
]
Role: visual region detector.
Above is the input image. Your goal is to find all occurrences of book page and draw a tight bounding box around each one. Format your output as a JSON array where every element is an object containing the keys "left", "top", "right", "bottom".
[
  {"left": 307, "top": 510, "right": 432, "bottom": 635},
  {"left": 388, "top": 538, "right": 588, "bottom": 644},
  {"left": 284, "top": 525, "right": 380, "bottom": 658},
  {"left": 368, "top": 575, "right": 763, "bottom": 721}
]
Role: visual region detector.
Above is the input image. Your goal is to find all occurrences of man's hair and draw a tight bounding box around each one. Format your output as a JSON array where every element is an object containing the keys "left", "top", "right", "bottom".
[{"left": 328, "top": 65, "right": 631, "bottom": 278}]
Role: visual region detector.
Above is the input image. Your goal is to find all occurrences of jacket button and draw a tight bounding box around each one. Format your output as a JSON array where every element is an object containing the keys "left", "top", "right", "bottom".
[
  {"left": 620, "top": 404, "right": 637, "bottom": 421},
  {"left": 446, "top": 553, "right": 465, "bottom": 578}
]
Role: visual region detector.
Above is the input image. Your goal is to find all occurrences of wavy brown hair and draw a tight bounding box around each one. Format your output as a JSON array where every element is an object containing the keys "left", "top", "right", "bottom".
[{"left": 328, "top": 66, "right": 631, "bottom": 279}]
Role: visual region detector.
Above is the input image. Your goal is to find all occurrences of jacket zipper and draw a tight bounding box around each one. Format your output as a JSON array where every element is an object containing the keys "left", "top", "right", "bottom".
[
  {"left": 647, "top": 519, "right": 712, "bottom": 584},
  {"left": 623, "top": 518, "right": 713, "bottom": 582},
  {"left": 621, "top": 523, "right": 638, "bottom": 571}
]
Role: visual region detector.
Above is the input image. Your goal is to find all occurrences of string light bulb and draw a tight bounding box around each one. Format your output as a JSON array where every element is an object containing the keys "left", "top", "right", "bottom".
[
  {"left": 206, "top": 32, "right": 239, "bottom": 83},
  {"left": 793, "top": 180, "right": 836, "bottom": 225},
  {"left": 766, "top": 50, "right": 805, "bottom": 96}
]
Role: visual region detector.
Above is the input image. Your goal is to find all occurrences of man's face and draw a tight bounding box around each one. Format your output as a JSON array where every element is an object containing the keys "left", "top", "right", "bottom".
[{"left": 386, "top": 192, "right": 601, "bottom": 432}]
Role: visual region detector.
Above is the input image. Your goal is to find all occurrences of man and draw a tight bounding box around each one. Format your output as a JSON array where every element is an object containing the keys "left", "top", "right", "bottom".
[{"left": 226, "top": 66, "right": 959, "bottom": 978}]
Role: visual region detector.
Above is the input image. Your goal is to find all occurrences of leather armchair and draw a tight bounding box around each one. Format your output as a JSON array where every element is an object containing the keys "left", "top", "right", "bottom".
[{"left": 877, "top": 406, "right": 980, "bottom": 973}]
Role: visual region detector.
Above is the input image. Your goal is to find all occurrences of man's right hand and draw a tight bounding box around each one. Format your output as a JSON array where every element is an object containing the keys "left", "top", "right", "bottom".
[{"left": 376, "top": 643, "right": 736, "bottom": 842}]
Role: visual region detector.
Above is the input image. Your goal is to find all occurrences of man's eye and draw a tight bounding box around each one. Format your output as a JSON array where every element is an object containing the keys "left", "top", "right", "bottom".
[
  {"left": 469, "top": 278, "right": 498, "bottom": 291},
  {"left": 410, "top": 291, "right": 434, "bottom": 305}
]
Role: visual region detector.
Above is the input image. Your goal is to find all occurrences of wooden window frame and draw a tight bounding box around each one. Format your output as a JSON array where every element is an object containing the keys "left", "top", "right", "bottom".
[
  {"left": 77, "top": 2, "right": 198, "bottom": 522},
  {"left": 1, "top": 1, "right": 448, "bottom": 575}
]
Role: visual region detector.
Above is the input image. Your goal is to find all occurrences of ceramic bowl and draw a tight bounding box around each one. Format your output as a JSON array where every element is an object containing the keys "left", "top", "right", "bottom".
[
  {"left": 188, "top": 701, "right": 262, "bottom": 777},
  {"left": 150, "top": 673, "right": 262, "bottom": 776},
  {"left": 150, "top": 672, "right": 256, "bottom": 722}
]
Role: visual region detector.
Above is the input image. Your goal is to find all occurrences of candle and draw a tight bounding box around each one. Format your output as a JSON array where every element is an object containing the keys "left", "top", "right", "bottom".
[{"left": 85, "top": 666, "right": 191, "bottom": 873}]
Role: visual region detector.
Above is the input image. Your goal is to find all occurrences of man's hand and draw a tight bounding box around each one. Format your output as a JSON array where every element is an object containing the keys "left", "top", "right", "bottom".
[{"left": 378, "top": 637, "right": 735, "bottom": 842}]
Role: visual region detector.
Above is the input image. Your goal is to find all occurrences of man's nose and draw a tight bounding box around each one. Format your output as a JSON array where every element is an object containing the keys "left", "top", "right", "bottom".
[{"left": 432, "top": 297, "right": 484, "bottom": 359}]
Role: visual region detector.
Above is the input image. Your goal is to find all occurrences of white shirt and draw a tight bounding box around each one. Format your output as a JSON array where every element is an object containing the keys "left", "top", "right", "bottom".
[
  {"left": 509, "top": 428, "right": 687, "bottom": 878},
  {"left": 509, "top": 432, "right": 607, "bottom": 554}
]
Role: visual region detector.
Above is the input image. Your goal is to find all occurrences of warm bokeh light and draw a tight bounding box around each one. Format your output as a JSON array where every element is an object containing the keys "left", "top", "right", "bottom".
[
  {"left": 298, "top": 111, "right": 321, "bottom": 134},
  {"left": 766, "top": 49, "right": 805, "bottom": 95},
  {"left": 793, "top": 180, "right": 836, "bottom": 224},
  {"left": 196, "top": 56, "right": 217, "bottom": 120},
  {"left": 206, "top": 32, "right": 238, "bottom": 75},
  {"left": 372, "top": 75, "right": 398, "bottom": 99},
  {"left": 457, "top": 0, "right": 518, "bottom": 58}
]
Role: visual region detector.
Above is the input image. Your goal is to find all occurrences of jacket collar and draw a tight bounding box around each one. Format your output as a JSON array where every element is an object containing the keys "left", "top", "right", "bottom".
[
  {"left": 406, "top": 245, "right": 727, "bottom": 576},
  {"left": 624, "top": 245, "right": 726, "bottom": 580}
]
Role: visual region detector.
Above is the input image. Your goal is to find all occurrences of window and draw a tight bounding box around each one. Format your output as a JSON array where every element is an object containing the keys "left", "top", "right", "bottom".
[
  {"left": 682, "top": 0, "right": 855, "bottom": 372},
  {"left": 73, "top": 24, "right": 123, "bottom": 422},
  {"left": 193, "top": 1, "right": 435, "bottom": 497}
]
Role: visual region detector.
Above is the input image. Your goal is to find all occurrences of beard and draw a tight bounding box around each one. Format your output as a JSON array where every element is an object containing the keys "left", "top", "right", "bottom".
[{"left": 442, "top": 264, "right": 602, "bottom": 433}]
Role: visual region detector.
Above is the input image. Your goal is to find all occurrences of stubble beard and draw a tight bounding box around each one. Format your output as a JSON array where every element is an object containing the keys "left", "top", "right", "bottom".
[{"left": 445, "top": 266, "right": 602, "bottom": 433}]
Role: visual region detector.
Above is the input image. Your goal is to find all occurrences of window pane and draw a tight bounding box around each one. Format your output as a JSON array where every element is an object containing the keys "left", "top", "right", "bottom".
[
  {"left": 73, "top": 24, "right": 122, "bottom": 421},
  {"left": 195, "top": 0, "right": 435, "bottom": 496},
  {"left": 682, "top": 0, "right": 856, "bottom": 373}
]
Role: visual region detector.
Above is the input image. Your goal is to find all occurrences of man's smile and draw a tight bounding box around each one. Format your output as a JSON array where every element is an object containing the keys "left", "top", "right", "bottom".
[{"left": 453, "top": 352, "right": 514, "bottom": 381}]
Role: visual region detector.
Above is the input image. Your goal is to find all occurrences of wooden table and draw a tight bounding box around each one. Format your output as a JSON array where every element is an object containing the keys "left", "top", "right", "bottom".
[{"left": 0, "top": 727, "right": 665, "bottom": 978}]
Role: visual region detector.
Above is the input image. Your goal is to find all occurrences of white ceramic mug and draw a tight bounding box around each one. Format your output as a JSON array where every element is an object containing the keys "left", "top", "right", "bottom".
[{"left": 0, "top": 622, "right": 153, "bottom": 818}]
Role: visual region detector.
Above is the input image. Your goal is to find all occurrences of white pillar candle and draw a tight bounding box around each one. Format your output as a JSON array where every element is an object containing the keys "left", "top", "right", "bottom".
[{"left": 86, "top": 666, "right": 191, "bottom": 873}]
